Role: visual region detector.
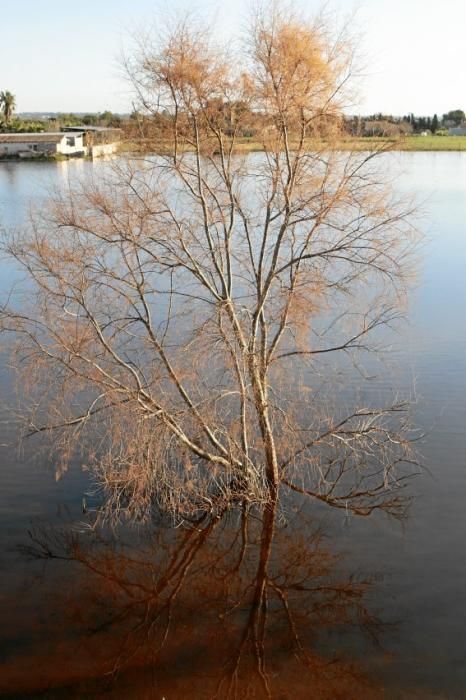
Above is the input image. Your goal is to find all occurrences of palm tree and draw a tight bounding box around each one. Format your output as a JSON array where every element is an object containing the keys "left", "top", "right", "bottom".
[{"left": 0, "top": 91, "right": 16, "bottom": 125}]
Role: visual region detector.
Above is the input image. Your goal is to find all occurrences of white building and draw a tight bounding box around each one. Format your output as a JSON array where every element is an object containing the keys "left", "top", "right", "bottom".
[
  {"left": 62, "top": 126, "right": 122, "bottom": 157},
  {"left": 0, "top": 132, "right": 86, "bottom": 157}
]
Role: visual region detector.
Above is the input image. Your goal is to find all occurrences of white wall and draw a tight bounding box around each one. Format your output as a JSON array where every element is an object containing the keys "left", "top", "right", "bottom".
[
  {"left": 57, "top": 134, "right": 85, "bottom": 154},
  {"left": 1, "top": 133, "right": 100, "bottom": 157},
  {"left": 0, "top": 141, "right": 59, "bottom": 155},
  {"left": 90, "top": 142, "right": 118, "bottom": 157}
]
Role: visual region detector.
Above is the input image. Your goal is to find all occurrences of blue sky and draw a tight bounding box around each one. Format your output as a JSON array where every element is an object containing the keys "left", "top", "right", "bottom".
[{"left": 2, "top": 0, "right": 465, "bottom": 116}]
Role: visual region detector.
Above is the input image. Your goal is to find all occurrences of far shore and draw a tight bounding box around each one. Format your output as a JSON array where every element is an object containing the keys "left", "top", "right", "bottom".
[
  {"left": 125, "top": 134, "right": 466, "bottom": 155},
  {"left": 333, "top": 135, "right": 466, "bottom": 152},
  {"left": 222, "top": 135, "right": 466, "bottom": 153},
  {"left": 3, "top": 135, "right": 466, "bottom": 163}
]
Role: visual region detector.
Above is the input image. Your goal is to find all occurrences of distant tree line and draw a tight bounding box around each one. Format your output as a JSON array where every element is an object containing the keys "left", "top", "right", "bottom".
[
  {"left": 1, "top": 84, "right": 465, "bottom": 140},
  {"left": 45, "top": 110, "right": 123, "bottom": 129},
  {"left": 346, "top": 109, "right": 466, "bottom": 137},
  {"left": 0, "top": 95, "right": 125, "bottom": 133}
]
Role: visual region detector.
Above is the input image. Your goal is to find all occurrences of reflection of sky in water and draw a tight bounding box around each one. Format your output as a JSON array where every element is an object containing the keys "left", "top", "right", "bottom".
[
  {"left": 0, "top": 159, "right": 89, "bottom": 225},
  {"left": 0, "top": 160, "right": 93, "bottom": 293},
  {"left": 0, "top": 160, "right": 98, "bottom": 550},
  {"left": 1, "top": 154, "right": 466, "bottom": 696}
]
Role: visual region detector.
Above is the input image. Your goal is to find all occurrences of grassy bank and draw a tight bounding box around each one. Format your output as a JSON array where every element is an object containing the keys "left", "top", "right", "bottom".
[
  {"left": 125, "top": 134, "right": 466, "bottom": 156},
  {"left": 0, "top": 154, "right": 66, "bottom": 162},
  {"left": 230, "top": 135, "right": 466, "bottom": 152},
  {"left": 338, "top": 135, "right": 466, "bottom": 151},
  {"left": 5, "top": 136, "right": 466, "bottom": 163}
]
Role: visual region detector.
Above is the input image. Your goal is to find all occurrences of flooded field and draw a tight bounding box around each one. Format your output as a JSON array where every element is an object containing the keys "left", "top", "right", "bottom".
[{"left": 1, "top": 153, "right": 466, "bottom": 698}]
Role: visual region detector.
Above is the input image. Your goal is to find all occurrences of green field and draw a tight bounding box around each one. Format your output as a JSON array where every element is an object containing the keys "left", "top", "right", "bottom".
[
  {"left": 205, "top": 135, "right": 466, "bottom": 153},
  {"left": 337, "top": 135, "right": 466, "bottom": 151},
  {"left": 112, "top": 135, "right": 466, "bottom": 158},
  {"left": 238, "top": 135, "right": 466, "bottom": 152}
]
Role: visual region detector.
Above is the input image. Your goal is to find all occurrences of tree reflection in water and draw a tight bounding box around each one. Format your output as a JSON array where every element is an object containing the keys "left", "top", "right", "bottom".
[{"left": 7, "top": 499, "right": 386, "bottom": 699}]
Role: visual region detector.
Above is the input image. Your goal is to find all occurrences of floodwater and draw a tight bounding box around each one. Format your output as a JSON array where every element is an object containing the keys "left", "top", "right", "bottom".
[{"left": 1, "top": 154, "right": 466, "bottom": 698}]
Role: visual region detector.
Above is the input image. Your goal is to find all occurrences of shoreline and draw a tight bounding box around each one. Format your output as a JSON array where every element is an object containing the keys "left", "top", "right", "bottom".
[{"left": 2, "top": 135, "right": 466, "bottom": 162}]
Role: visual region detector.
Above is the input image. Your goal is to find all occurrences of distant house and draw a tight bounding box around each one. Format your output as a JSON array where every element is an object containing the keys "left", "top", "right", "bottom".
[
  {"left": 62, "top": 126, "right": 122, "bottom": 156},
  {"left": 448, "top": 123, "right": 466, "bottom": 136},
  {"left": 0, "top": 132, "right": 86, "bottom": 157},
  {"left": 0, "top": 126, "right": 122, "bottom": 159}
]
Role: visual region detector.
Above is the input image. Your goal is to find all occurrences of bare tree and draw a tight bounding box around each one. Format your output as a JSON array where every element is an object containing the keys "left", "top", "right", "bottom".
[{"left": 0, "top": 5, "right": 418, "bottom": 522}]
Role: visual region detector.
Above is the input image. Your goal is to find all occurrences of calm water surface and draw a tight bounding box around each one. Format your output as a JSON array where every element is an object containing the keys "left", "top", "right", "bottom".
[{"left": 1, "top": 154, "right": 466, "bottom": 698}]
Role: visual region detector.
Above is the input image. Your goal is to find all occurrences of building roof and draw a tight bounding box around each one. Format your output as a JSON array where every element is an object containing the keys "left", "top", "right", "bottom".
[
  {"left": 62, "top": 126, "right": 122, "bottom": 132},
  {"left": 0, "top": 132, "right": 72, "bottom": 143}
]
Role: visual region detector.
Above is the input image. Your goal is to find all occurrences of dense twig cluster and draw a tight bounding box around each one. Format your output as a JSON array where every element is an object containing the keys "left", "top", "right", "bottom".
[{"left": 0, "top": 5, "right": 418, "bottom": 522}]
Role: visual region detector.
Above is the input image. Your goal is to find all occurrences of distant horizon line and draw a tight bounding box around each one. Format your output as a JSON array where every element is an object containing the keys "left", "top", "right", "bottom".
[
  {"left": 17, "top": 111, "right": 131, "bottom": 117},
  {"left": 14, "top": 109, "right": 464, "bottom": 119}
]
